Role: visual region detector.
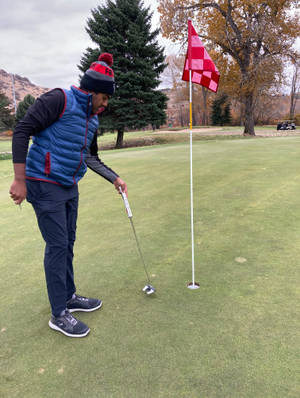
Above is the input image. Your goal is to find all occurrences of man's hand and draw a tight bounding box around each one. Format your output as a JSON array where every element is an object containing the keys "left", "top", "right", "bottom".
[
  {"left": 10, "top": 163, "right": 27, "bottom": 205},
  {"left": 113, "top": 177, "right": 128, "bottom": 196},
  {"left": 9, "top": 179, "right": 27, "bottom": 205}
]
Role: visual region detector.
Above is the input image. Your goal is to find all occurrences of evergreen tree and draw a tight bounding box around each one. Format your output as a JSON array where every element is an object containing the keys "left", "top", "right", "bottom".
[
  {"left": 211, "top": 94, "right": 231, "bottom": 126},
  {"left": 16, "top": 94, "right": 35, "bottom": 122},
  {"left": 79, "top": 0, "right": 168, "bottom": 148},
  {"left": 223, "top": 102, "right": 231, "bottom": 126},
  {"left": 211, "top": 97, "right": 222, "bottom": 126},
  {"left": 0, "top": 91, "right": 15, "bottom": 131}
]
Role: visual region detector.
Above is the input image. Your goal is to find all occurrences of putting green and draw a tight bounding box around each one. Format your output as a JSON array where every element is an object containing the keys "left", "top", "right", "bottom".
[{"left": 1, "top": 137, "right": 299, "bottom": 397}]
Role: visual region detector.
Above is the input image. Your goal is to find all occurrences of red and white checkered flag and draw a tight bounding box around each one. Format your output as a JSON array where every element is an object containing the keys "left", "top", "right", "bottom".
[{"left": 182, "top": 21, "right": 220, "bottom": 93}]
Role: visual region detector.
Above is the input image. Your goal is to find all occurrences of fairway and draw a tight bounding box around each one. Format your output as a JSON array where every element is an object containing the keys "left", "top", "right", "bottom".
[{"left": 1, "top": 137, "right": 299, "bottom": 397}]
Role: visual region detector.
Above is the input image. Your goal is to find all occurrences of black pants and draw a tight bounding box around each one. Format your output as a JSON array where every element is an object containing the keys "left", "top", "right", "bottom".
[{"left": 26, "top": 180, "right": 79, "bottom": 316}]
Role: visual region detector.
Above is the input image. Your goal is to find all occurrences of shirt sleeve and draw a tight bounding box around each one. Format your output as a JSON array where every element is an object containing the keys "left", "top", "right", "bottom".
[
  {"left": 12, "top": 89, "right": 65, "bottom": 163},
  {"left": 86, "top": 132, "right": 119, "bottom": 183}
]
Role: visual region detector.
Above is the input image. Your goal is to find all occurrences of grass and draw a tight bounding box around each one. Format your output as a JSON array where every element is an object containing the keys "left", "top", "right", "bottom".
[
  {"left": 0, "top": 125, "right": 296, "bottom": 156},
  {"left": 0, "top": 137, "right": 12, "bottom": 160},
  {"left": 0, "top": 153, "right": 12, "bottom": 160},
  {"left": 1, "top": 137, "right": 300, "bottom": 397},
  {"left": 95, "top": 126, "right": 268, "bottom": 149},
  {"left": 0, "top": 139, "right": 12, "bottom": 152}
]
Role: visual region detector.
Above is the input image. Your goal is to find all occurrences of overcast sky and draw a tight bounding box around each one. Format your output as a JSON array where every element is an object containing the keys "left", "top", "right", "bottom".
[{"left": 0, "top": 0, "right": 179, "bottom": 89}]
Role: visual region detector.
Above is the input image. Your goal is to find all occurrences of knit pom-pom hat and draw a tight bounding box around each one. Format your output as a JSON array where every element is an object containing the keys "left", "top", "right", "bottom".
[{"left": 80, "top": 53, "right": 115, "bottom": 95}]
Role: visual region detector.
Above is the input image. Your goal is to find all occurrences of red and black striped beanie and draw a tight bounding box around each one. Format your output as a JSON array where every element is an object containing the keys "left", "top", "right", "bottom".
[{"left": 80, "top": 53, "right": 115, "bottom": 95}]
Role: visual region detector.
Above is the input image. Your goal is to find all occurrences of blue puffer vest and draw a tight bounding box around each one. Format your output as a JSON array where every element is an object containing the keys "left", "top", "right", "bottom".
[{"left": 26, "top": 86, "right": 99, "bottom": 186}]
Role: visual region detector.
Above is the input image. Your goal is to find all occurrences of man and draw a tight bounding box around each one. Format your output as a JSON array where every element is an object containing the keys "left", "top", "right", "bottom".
[{"left": 9, "top": 53, "right": 127, "bottom": 338}]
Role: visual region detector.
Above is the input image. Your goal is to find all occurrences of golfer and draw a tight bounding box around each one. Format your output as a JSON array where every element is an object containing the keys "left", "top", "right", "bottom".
[{"left": 9, "top": 53, "right": 127, "bottom": 338}]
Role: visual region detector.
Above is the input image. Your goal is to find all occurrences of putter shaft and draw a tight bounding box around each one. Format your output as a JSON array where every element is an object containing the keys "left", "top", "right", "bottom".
[
  {"left": 119, "top": 188, "right": 152, "bottom": 285},
  {"left": 129, "top": 217, "right": 151, "bottom": 285}
]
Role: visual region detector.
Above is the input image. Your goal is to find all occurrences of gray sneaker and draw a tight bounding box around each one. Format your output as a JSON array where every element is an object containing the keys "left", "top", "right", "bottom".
[
  {"left": 48, "top": 310, "right": 90, "bottom": 338},
  {"left": 67, "top": 294, "right": 102, "bottom": 313}
]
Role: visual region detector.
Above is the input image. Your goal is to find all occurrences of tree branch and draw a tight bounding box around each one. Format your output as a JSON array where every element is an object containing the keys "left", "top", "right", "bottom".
[{"left": 177, "top": 1, "right": 227, "bottom": 18}]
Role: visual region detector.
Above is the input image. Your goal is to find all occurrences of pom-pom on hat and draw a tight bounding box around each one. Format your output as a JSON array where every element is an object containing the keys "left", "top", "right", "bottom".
[
  {"left": 99, "top": 53, "right": 113, "bottom": 67},
  {"left": 80, "top": 53, "right": 115, "bottom": 95}
]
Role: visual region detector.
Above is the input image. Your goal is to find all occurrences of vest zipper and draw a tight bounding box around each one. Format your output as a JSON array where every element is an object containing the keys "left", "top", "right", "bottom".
[{"left": 72, "top": 97, "right": 91, "bottom": 184}]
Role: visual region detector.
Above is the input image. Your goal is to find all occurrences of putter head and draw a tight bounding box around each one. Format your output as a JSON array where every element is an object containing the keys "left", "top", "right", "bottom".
[{"left": 142, "top": 284, "right": 156, "bottom": 295}]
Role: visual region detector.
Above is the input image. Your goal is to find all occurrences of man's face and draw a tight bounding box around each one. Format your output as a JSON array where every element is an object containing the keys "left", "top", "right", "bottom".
[{"left": 91, "top": 92, "right": 110, "bottom": 113}]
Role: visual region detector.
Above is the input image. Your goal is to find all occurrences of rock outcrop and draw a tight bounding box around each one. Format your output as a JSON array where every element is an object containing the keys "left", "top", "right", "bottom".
[{"left": 0, "top": 69, "right": 49, "bottom": 108}]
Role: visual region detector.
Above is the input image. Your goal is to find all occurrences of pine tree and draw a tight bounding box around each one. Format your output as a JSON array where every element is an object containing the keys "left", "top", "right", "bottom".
[
  {"left": 223, "top": 102, "right": 231, "bottom": 126},
  {"left": 78, "top": 0, "right": 168, "bottom": 148},
  {"left": 211, "top": 94, "right": 231, "bottom": 126},
  {"left": 16, "top": 94, "right": 35, "bottom": 122},
  {"left": 211, "top": 97, "right": 222, "bottom": 126},
  {"left": 0, "top": 91, "right": 14, "bottom": 131}
]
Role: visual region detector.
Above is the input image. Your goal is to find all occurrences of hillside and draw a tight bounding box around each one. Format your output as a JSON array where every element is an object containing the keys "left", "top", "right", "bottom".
[
  {"left": 0, "top": 69, "right": 48, "bottom": 108},
  {"left": 0, "top": 68, "right": 298, "bottom": 127}
]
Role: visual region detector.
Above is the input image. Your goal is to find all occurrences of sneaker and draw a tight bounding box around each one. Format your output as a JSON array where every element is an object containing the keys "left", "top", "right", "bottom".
[
  {"left": 67, "top": 294, "right": 102, "bottom": 313},
  {"left": 48, "top": 310, "right": 90, "bottom": 338}
]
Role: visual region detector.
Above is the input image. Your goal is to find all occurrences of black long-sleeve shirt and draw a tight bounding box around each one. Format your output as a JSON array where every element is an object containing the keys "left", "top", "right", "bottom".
[{"left": 12, "top": 89, "right": 119, "bottom": 183}]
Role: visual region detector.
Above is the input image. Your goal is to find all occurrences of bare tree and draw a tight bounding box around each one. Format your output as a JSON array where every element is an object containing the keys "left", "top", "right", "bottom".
[{"left": 289, "top": 57, "right": 300, "bottom": 120}]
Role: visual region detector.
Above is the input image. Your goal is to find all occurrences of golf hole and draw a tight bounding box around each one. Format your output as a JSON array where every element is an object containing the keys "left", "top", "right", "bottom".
[{"left": 187, "top": 282, "right": 200, "bottom": 289}]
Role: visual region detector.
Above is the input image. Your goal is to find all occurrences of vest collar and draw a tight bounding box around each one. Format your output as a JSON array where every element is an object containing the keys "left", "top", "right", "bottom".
[{"left": 71, "top": 85, "right": 93, "bottom": 116}]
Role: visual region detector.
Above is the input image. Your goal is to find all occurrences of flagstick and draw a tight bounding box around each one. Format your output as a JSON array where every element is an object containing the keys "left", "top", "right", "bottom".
[
  {"left": 187, "top": 24, "right": 199, "bottom": 290},
  {"left": 183, "top": 19, "right": 219, "bottom": 289}
]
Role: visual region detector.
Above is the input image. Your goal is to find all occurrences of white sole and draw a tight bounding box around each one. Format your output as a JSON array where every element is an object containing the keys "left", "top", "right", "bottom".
[
  {"left": 48, "top": 320, "right": 90, "bottom": 338},
  {"left": 68, "top": 301, "right": 103, "bottom": 313}
]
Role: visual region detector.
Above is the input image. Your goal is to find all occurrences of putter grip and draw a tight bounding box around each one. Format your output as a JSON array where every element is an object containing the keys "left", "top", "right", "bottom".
[{"left": 120, "top": 189, "right": 133, "bottom": 218}]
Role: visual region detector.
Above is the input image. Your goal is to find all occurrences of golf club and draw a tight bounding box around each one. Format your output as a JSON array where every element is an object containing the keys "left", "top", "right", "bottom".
[{"left": 119, "top": 188, "right": 156, "bottom": 295}]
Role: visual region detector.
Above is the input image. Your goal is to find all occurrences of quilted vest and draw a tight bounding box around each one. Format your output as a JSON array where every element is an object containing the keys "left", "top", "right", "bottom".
[{"left": 26, "top": 86, "right": 99, "bottom": 186}]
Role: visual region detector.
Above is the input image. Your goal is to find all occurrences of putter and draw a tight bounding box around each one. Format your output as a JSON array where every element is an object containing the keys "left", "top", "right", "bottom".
[{"left": 119, "top": 188, "right": 156, "bottom": 295}]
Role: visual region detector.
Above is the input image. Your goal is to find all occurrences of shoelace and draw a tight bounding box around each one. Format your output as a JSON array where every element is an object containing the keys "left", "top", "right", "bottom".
[
  {"left": 65, "top": 312, "right": 78, "bottom": 326},
  {"left": 77, "top": 295, "right": 89, "bottom": 302}
]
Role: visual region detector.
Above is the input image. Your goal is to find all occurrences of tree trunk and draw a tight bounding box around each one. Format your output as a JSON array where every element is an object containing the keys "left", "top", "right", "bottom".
[
  {"left": 115, "top": 129, "right": 124, "bottom": 148},
  {"left": 243, "top": 93, "right": 255, "bottom": 135},
  {"left": 179, "top": 106, "right": 184, "bottom": 127},
  {"left": 289, "top": 64, "right": 299, "bottom": 120},
  {"left": 192, "top": 103, "right": 197, "bottom": 127},
  {"left": 290, "top": 94, "right": 296, "bottom": 120},
  {"left": 201, "top": 87, "right": 208, "bottom": 125},
  {"left": 239, "top": 99, "right": 244, "bottom": 126}
]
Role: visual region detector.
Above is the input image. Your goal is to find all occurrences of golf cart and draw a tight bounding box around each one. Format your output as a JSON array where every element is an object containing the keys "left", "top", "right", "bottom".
[{"left": 276, "top": 120, "right": 296, "bottom": 130}]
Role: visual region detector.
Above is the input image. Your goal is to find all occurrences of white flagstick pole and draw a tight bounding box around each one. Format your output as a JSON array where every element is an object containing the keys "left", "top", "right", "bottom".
[{"left": 187, "top": 19, "right": 199, "bottom": 290}]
